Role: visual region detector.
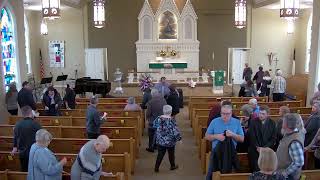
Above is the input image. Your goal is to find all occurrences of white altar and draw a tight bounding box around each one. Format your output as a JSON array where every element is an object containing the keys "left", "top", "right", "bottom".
[{"left": 136, "top": 0, "right": 200, "bottom": 80}]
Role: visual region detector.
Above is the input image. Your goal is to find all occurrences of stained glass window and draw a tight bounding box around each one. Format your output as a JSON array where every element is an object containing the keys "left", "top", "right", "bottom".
[{"left": 1, "top": 8, "right": 17, "bottom": 91}]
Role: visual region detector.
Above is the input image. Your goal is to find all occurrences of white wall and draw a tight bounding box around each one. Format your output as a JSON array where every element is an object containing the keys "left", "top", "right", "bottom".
[
  {"left": 26, "top": 7, "right": 86, "bottom": 82},
  {"left": 250, "top": 8, "right": 295, "bottom": 77}
]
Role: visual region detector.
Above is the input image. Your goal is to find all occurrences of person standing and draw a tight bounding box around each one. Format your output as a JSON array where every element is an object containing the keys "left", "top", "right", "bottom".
[
  {"left": 247, "top": 106, "right": 277, "bottom": 172},
  {"left": 253, "top": 66, "right": 264, "bottom": 92},
  {"left": 205, "top": 105, "right": 244, "bottom": 180},
  {"left": 275, "top": 106, "right": 291, "bottom": 149},
  {"left": 276, "top": 113, "right": 304, "bottom": 180},
  {"left": 27, "top": 129, "right": 67, "bottom": 180},
  {"left": 154, "top": 77, "right": 170, "bottom": 98},
  {"left": 153, "top": 105, "right": 181, "bottom": 172},
  {"left": 71, "top": 135, "right": 113, "bottom": 179},
  {"left": 166, "top": 85, "right": 180, "bottom": 117},
  {"left": 304, "top": 102, "right": 320, "bottom": 146},
  {"left": 17, "top": 81, "right": 37, "bottom": 111},
  {"left": 271, "top": 70, "right": 286, "bottom": 102},
  {"left": 64, "top": 84, "right": 76, "bottom": 109},
  {"left": 5, "top": 82, "right": 18, "bottom": 115},
  {"left": 146, "top": 89, "right": 167, "bottom": 152},
  {"left": 261, "top": 71, "right": 272, "bottom": 98},
  {"left": 86, "top": 96, "right": 107, "bottom": 139},
  {"left": 42, "top": 86, "right": 63, "bottom": 116},
  {"left": 141, "top": 88, "right": 152, "bottom": 109},
  {"left": 243, "top": 63, "right": 253, "bottom": 81},
  {"left": 11, "top": 106, "right": 42, "bottom": 172}
]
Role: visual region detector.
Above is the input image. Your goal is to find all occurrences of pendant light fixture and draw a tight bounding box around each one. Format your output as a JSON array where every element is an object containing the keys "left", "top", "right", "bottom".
[
  {"left": 93, "top": 0, "right": 105, "bottom": 28},
  {"left": 235, "top": 0, "right": 247, "bottom": 29}
]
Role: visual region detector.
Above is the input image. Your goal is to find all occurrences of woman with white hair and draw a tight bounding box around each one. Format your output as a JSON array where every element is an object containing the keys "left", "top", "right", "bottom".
[
  {"left": 124, "top": 97, "right": 141, "bottom": 111},
  {"left": 27, "top": 129, "right": 67, "bottom": 180},
  {"left": 270, "top": 69, "right": 286, "bottom": 102},
  {"left": 153, "top": 105, "right": 181, "bottom": 172}
]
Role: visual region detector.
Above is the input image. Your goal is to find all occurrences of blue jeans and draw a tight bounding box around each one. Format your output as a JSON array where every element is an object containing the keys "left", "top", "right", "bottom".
[{"left": 206, "top": 151, "right": 215, "bottom": 180}]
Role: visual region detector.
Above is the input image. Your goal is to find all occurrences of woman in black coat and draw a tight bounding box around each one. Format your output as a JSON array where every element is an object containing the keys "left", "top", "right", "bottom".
[{"left": 166, "top": 85, "right": 180, "bottom": 116}]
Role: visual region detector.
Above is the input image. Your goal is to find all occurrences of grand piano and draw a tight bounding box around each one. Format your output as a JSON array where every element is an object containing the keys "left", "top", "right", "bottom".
[{"left": 74, "top": 77, "right": 111, "bottom": 97}]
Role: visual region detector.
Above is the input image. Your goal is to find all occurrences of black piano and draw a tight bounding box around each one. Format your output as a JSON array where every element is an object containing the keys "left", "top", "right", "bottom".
[{"left": 74, "top": 77, "right": 111, "bottom": 97}]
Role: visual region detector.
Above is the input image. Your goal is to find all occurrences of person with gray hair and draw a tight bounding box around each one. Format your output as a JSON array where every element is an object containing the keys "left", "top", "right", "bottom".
[
  {"left": 310, "top": 82, "right": 320, "bottom": 105},
  {"left": 27, "top": 129, "right": 67, "bottom": 180},
  {"left": 240, "top": 104, "right": 253, "bottom": 129},
  {"left": 146, "top": 88, "right": 167, "bottom": 152},
  {"left": 86, "top": 96, "right": 107, "bottom": 139},
  {"left": 11, "top": 106, "right": 42, "bottom": 172},
  {"left": 71, "top": 135, "right": 113, "bottom": 179},
  {"left": 276, "top": 113, "right": 304, "bottom": 180},
  {"left": 124, "top": 97, "right": 141, "bottom": 111},
  {"left": 248, "top": 98, "right": 260, "bottom": 119},
  {"left": 153, "top": 105, "right": 181, "bottom": 172},
  {"left": 275, "top": 106, "right": 291, "bottom": 149},
  {"left": 304, "top": 102, "right": 320, "bottom": 146},
  {"left": 271, "top": 69, "right": 286, "bottom": 102}
]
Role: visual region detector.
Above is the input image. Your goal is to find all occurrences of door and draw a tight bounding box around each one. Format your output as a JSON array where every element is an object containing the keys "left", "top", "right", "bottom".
[
  {"left": 85, "top": 49, "right": 105, "bottom": 80},
  {"left": 228, "top": 48, "right": 250, "bottom": 85}
]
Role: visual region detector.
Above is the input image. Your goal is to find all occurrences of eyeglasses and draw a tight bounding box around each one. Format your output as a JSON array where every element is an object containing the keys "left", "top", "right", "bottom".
[{"left": 221, "top": 112, "right": 232, "bottom": 116}]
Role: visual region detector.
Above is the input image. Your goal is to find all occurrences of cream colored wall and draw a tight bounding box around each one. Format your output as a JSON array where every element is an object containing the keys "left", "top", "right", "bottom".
[
  {"left": 26, "top": 7, "right": 86, "bottom": 82},
  {"left": 250, "top": 8, "right": 295, "bottom": 77}
]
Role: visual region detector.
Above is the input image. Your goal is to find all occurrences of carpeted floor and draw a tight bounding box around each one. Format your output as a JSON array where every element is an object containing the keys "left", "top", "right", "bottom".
[{"left": 133, "top": 107, "right": 205, "bottom": 180}]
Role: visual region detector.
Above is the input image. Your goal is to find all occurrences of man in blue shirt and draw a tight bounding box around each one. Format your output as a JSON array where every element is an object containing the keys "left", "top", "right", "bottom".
[
  {"left": 154, "top": 77, "right": 170, "bottom": 97},
  {"left": 205, "top": 105, "right": 244, "bottom": 180}
]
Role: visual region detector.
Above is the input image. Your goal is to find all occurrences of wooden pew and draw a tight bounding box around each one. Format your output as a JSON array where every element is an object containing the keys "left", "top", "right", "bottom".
[
  {"left": 8, "top": 116, "right": 72, "bottom": 126},
  {"left": 189, "top": 96, "right": 269, "bottom": 119},
  {"left": 0, "top": 151, "right": 131, "bottom": 180},
  {"left": 7, "top": 116, "right": 143, "bottom": 142},
  {"left": 0, "top": 136, "right": 136, "bottom": 173},
  {"left": 0, "top": 125, "right": 138, "bottom": 148},
  {"left": 0, "top": 171, "right": 125, "bottom": 180},
  {"left": 37, "top": 109, "right": 142, "bottom": 118},
  {"left": 76, "top": 97, "right": 142, "bottom": 103},
  {"left": 190, "top": 101, "right": 302, "bottom": 128},
  {"left": 212, "top": 170, "right": 320, "bottom": 180}
]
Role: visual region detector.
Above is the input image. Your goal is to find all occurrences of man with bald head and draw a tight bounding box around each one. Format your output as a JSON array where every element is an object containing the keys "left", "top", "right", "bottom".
[{"left": 71, "top": 135, "right": 113, "bottom": 179}]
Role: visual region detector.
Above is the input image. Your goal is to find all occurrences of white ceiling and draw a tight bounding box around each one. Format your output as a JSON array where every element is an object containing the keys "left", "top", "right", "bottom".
[{"left": 23, "top": 0, "right": 84, "bottom": 11}]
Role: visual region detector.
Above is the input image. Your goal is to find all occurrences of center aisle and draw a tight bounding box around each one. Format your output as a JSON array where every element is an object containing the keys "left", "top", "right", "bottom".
[{"left": 133, "top": 107, "right": 205, "bottom": 180}]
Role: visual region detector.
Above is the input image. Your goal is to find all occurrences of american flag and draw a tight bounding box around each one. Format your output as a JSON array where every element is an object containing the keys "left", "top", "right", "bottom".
[{"left": 40, "top": 49, "right": 45, "bottom": 79}]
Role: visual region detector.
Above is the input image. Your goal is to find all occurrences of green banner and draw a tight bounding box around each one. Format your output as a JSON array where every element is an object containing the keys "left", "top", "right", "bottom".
[{"left": 214, "top": 71, "right": 224, "bottom": 86}]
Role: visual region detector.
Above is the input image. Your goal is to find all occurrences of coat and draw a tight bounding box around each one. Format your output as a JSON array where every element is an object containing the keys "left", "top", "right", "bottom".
[
  {"left": 42, "top": 89, "right": 63, "bottom": 116},
  {"left": 304, "top": 112, "right": 320, "bottom": 146},
  {"left": 18, "top": 88, "right": 36, "bottom": 110},
  {"left": 166, "top": 90, "right": 180, "bottom": 116},
  {"left": 211, "top": 136, "right": 239, "bottom": 173},
  {"left": 146, "top": 95, "right": 167, "bottom": 127},
  {"left": 27, "top": 143, "right": 63, "bottom": 180}
]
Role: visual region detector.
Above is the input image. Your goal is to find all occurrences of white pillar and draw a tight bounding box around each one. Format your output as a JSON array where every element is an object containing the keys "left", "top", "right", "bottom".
[{"left": 307, "top": 0, "right": 320, "bottom": 106}]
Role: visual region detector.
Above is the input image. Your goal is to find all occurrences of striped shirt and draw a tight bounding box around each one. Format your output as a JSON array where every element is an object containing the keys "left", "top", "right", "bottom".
[
  {"left": 285, "top": 141, "right": 304, "bottom": 177},
  {"left": 271, "top": 76, "right": 286, "bottom": 93}
]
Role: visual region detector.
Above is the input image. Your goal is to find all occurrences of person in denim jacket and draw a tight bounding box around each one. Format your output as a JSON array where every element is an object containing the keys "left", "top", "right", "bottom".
[{"left": 153, "top": 105, "right": 182, "bottom": 172}]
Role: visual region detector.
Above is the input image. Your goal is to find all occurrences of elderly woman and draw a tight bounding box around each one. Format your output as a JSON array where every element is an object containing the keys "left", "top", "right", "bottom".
[
  {"left": 249, "top": 147, "right": 285, "bottom": 180},
  {"left": 310, "top": 82, "right": 320, "bottom": 105},
  {"left": 28, "top": 129, "right": 67, "bottom": 180},
  {"left": 237, "top": 104, "right": 253, "bottom": 153},
  {"left": 153, "top": 105, "right": 181, "bottom": 172},
  {"left": 124, "top": 97, "right": 141, "bottom": 111}
]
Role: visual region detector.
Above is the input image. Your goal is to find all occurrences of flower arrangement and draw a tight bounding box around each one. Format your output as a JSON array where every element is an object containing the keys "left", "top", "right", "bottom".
[{"left": 139, "top": 73, "right": 153, "bottom": 91}]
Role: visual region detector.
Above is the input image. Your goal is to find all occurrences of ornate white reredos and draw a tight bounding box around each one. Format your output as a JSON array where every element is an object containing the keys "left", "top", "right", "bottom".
[{"left": 136, "top": 0, "right": 200, "bottom": 73}]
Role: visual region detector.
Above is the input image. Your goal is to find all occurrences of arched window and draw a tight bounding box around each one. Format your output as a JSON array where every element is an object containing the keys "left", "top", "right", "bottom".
[
  {"left": 184, "top": 17, "right": 193, "bottom": 40},
  {"left": 1, "top": 8, "right": 18, "bottom": 91},
  {"left": 24, "top": 14, "right": 31, "bottom": 74},
  {"left": 305, "top": 13, "right": 312, "bottom": 73},
  {"left": 143, "top": 16, "right": 152, "bottom": 40}
]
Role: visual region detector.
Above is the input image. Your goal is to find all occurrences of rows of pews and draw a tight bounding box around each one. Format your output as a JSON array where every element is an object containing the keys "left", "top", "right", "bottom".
[
  {"left": 188, "top": 96, "right": 320, "bottom": 180},
  {"left": 1, "top": 97, "right": 144, "bottom": 180}
]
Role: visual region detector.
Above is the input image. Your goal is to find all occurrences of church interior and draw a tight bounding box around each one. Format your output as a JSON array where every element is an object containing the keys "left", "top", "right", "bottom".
[{"left": 0, "top": 0, "right": 320, "bottom": 179}]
